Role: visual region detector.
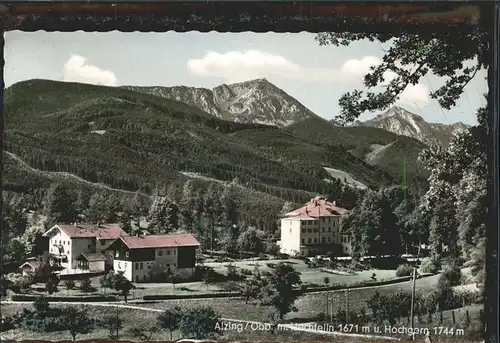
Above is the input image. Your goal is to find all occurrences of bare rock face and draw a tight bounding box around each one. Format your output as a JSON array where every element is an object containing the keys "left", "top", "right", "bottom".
[
  {"left": 123, "top": 78, "right": 316, "bottom": 127},
  {"left": 356, "top": 106, "right": 470, "bottom": 147}
]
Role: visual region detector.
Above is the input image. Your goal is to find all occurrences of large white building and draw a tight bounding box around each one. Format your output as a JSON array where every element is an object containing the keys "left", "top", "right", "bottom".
[
  {"left": 279, "top": 196, "right": 352, "bottom": 257},
  {"left": 42, "top": 223, "right": 128, "bottom": 272}
]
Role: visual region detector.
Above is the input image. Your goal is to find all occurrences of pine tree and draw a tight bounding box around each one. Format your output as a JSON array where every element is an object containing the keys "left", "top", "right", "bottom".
[{"left": 45, "top": 183, "right": 77, "bottom": 226}]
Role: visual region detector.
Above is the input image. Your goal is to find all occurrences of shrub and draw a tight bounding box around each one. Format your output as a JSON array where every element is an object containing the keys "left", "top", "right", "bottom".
[
  {"left": 265, "top": 242, "right": 280, "bottom": 256},
  {"left": 420, "top": 258, "right": 441, "bottom": 274},
  {"left": 63, "top": 280, "right": 75, "bottom": 290},
  {"left": 396, "top": 264, "right": 414, "bottom": 277},
  {"left": 80, "top": 278, "right": 94, "bottom": 293},
  {"left": 438, "top": 264, "right": 462, "bottom": 289},
  {"left": 240, "top": 268, "right": 253, "bottom": 276}
]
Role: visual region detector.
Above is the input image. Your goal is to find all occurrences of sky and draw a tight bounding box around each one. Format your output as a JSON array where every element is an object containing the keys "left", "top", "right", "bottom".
[{"left": 4, "top": 31, "right": 487, "bottom": 125}]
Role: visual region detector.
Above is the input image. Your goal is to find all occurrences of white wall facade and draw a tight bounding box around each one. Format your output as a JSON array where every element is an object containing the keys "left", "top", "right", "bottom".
[
  {"left": 48, "top": 229, "right": 72, "bottom": 268},
  {"left": 280, "top": 215, "right": 351, "bottom": 256},
  {"left": 114, "top": 260, "right": 133, "bottom": 281},
  {"left": 279, "top": 219, "right": 301, "bottom": 256}
]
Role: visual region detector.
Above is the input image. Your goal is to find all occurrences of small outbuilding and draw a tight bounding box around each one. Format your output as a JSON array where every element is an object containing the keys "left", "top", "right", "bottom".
[{"left": 76, "top": 253, "right": 107, "bottom": 272}]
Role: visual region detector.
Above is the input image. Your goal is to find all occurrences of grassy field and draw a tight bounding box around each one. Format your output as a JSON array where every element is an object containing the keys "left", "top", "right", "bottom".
[
  {"left": 1, "top": 301, "right": 482, "bottom": 342},
  {"left": 24, "top": 259, "right": 403, "bottom": 299}
]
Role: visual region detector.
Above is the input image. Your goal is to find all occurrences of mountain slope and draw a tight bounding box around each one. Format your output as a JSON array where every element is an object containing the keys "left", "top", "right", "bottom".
[
  {"left": 358, "top": 106, "right": 469, "bottom": 147},
  {"left": 287, "top": 116, "right": 430, "bottom": 190},
  {"left": 4, "top": 79, "right": 396, "bottom": 206},
  {"left": 122, "top": 78, "right": 317, "bottom": 127}
]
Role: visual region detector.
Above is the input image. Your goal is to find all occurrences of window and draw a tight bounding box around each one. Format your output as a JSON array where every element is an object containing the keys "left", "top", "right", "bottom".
[
  {"left": 101, "top": 240, "right": 106, "bottom": 245},
  {"left": 167, "top": 250, "right": 171, "bottom": 255},
  {"left": 301, "top": 229, "right": 305, "bottom": 233},
  {"left": 126, "top": 252, "right": 130, "bottom": 257},
  {"left": 173, "top": 250, "right": 176, "bottom": 255},
  {"left": 158, "top": 249, "right": 163, "bottom": 256},
  {"left": 118, "top": 262, "right": 122, "bottom": 269},
  {"left": 135, "top": 263, "right": 139, "bottom": 270},
  {"left": 314, "top": 238, "right": 318, "bottom": 243},
  {"left": 115, "top": 251, "right": 120, "bottom": 258},
  {"left": 174, "top": 263, "right": 176, "bottom": 267},
  {"left": 308, "top": 238, "right": 312, "bottom": 244},
  {"left": 307, "top": 228, "right": 312, "bottom": 233},
  {"left": 328, "top": 227, "right": 331, "bottom": 232},
  {"left": 87, "top": 244, "right": 91, "bottom": 249},
  {"left": 322, "top": 228, "right": 325, "bottom": 232},
  {"left": 314, "top": 228, "right": 318, "bottom": 233},
  {"left": 328, "top": 237, "right": 331, "bottom": 243},
  {"left": 301, "top": 239, "right": 305, "bottom": 244},
  {"left": 140, "top": 262, "right": 143, "bottom": 270}
]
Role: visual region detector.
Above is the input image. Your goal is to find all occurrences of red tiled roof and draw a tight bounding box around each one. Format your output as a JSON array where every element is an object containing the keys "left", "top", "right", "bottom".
[
  {"left": 120, "top": 234, "right": 201, "bottom": 249},
  {"left": 284, "top": 196, "right": 348, "bottom": 220},
  {"left": 56, "top": 223, "right": 128, "bottom": 239}
]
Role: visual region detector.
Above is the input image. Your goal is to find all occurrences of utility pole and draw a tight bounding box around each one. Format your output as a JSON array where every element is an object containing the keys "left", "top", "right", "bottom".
[
  {"left": 115, "top": 305, "right": 119, "bottom": 340},
  {"left": 330, "top": 292, "right": 334, "bottom": 323},
  {"left": 410, "top": 266, "right": 417, "bottom": 340},
  {"left": 326, "top": 292, "right": 329, "bottom": 319},
  {"left": 346, "top": 288, "right": 350, "bottom": 324}
]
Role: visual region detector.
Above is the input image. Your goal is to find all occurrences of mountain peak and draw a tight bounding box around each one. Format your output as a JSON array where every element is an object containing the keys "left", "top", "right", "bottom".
[
  {"left": 124, "top": 78, "right": 316, "bottom": 127},
  {"left": 379, "top": 106, "right": 424, "bottom": 122},
  {"left": 357, "top": 106, "right": 469, "bottom": 147}
]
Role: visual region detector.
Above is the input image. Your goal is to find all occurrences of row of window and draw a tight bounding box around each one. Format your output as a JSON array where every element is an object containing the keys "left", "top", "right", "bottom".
[
  {"left": 302, "top": 227, "right": 336, "bottom": 233},
  {"left": 302, "top": 236, "right": 334, "bottom": 244},
  {"left": 134, "top": 262, "right": 177, "bottom": 270},
  {"left": 158, "top": 249, "right": 176, "bottom": 256},
  {"left": 342, "top": 236, "right": 351, "bottom": 243},
  {"left": 301, "top": 217, "right": 337, "bottom": 225},
  {"left": 51, "top": 247, "right": 68, "bottom": 254}
]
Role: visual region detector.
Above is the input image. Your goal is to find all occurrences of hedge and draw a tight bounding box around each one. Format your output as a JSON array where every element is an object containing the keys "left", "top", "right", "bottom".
[
  {"left": 143, "top": 292, "right": 240, "bottom": 300},
  {"left": 10, "top": 294, "right": 117, "bottom": 302}
]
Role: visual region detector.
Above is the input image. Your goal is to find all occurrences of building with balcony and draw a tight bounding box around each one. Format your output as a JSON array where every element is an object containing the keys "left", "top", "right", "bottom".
[
  {"left": 106, "top": 233, "right": 201, "bottom": 282},
  {"left": 279, "top": 196, "right": 352, "bottom": 257},
  {"left": 42, "top": 223, "right": 128, "bottom": 272}
]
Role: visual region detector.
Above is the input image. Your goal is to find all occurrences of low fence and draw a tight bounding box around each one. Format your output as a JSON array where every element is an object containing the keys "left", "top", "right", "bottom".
[
  {"left": 11, "top": 294, "right": 117, "bottom": 302},
  {"left": 141, "top": 274, "right": 435, "bottom": 300},
  {"left": 143, "top": 291, "right": 240, "bottom": 301},
  {"left": 58, "top": 270, "right": 107, "bottom": 280},
  {"left": 298, "top": 273, "right": 434, "bottom": 294}
]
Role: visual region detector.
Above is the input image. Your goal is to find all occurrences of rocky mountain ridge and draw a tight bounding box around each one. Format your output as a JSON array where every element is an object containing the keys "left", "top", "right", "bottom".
[
  {"left": 352, "top": 106, "right": 470, "bottom": 147},
  {"left": 123, "top": 78, "right": 316, "bottom": 127}
]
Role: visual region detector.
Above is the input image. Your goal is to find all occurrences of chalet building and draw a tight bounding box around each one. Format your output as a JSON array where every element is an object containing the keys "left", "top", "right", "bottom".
[
  {"left": 106, "top": 234, "right": 201, "bottom": 282},
  {"left": 19, "top": 259, "right": 40, "bottom": 276},
  {"left": 279, "top": 196, "right": 352, "bottom": 257},
  {"left": 42, "top": 223, "right": 128, "bottom": 272}
]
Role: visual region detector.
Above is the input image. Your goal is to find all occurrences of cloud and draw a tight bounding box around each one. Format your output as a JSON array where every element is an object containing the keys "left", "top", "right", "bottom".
[
  {"left": 187, "top": 50, "right": 430, "bottom": 108},
  {"left": 398, "top": 83, "right": 430, "bottom": 108},
  {"left": 187, "top": 50, "right": 355, "bottom": 83},
  {"left": 63, "top": 54, "right": 117, "bottom": 86},
  {"left": 341, "top": 56, "right": 430, "bottom": 108}
]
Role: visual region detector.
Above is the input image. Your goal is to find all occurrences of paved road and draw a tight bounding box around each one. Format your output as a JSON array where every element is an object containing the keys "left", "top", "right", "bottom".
[{"left": 2, "top": 301, "right": 400, "bottom": 341}]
